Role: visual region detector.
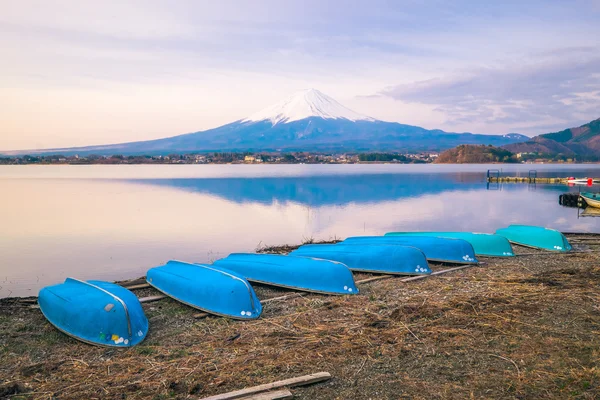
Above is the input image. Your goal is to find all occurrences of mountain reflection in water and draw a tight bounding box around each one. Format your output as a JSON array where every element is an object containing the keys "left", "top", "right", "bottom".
[{"left": 2, "top": 164, "right": 600, "bottom": 297}]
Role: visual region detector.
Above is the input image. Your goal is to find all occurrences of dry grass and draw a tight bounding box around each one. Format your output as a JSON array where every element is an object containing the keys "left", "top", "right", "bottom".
[{"left": 1, "top": 235, "right": 599, "bottom": 399}]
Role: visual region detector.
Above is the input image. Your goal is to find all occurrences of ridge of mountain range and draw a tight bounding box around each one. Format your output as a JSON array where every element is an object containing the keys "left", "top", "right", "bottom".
[
  {"left": 502, "top": 118, "right": 600, "bottom": 156},
  {"left": 3, "top": 89, "right": 596, "bottom": 156}
]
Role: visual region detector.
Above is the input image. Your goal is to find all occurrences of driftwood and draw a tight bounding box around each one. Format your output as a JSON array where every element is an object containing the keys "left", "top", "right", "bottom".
[
  {"left": 139, "top": 295, "right": 166, "bottom": 303},
  {"left": 199, "top": 372, "right": 331, "bottom": 400},
  {"left": 123, "top": 283, "right": 151, "bottom": 290},
  {"left": 401, "top": 264, "right": 473, "bottom": 281},
  {"left": 356, "top": 264, "right": 474, "bottom": 285},
  {"left": 238, "top": 389, "right": 293, "bottom": 399}
]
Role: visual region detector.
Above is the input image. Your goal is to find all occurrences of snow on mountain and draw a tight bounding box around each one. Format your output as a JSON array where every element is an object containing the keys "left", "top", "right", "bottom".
[
  {"left": 3, "top": 88, "right": 531, "bottom": 156},
  {"left": 242, "top": 88, "right": 375, "bottom": 125}
]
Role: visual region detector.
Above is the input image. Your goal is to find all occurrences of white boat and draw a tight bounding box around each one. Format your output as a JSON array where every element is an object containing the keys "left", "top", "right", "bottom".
[
  {"left": 580, "top": 192, "right": 600, "bottom": 208},
  {"left": 567, "top": 178, "right": 600, "bottom": 185}
]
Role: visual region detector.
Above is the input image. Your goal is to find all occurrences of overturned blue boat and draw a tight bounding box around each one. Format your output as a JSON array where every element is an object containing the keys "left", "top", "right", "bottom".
[
  {"left": 147, "top": 260, "right": 262, "bottom": 320},
  {"left": 495, "top": 225, "right": 572, "bottom": 252},
  {"left": 212, "top": 253, "right": 358, "bottom": 295},
  {"left": 341, "top": 236, "right": 478, "bottom": 264},
  {"left": 38, "top": 278, "right": 148, "bottom": 347},
  {"left": 290, "top": 244, "right": 430, "bottom": 275},
  {"left": 385, "top": 232, "right": 514, "bottom": 257}
]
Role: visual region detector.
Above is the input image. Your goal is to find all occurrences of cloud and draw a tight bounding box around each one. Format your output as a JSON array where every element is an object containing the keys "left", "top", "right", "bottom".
[
  {"left": 378, "top": 47, "right": 600, "bottom": 134},
  {"left": 2, "top": 0, "right": 600, "bottom": 147}
]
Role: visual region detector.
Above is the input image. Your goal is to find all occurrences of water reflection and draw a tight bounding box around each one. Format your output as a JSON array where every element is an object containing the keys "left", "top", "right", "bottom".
[
  {"left": 129, "top": 173, "right": 486, "bottom": 206},
  {"left": 2, "top": 165, "right": 600, "bottom": 297}
]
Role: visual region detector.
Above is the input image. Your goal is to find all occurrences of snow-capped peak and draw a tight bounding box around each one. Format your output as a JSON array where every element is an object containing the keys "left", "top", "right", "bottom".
[{"left": 242, "top": 88, "right": 375, "bottom": 125}]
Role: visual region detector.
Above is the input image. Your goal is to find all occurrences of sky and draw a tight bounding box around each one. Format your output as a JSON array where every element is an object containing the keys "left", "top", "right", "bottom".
[{"left": 1, "top": 0, "right": 600, "bottom": 150}]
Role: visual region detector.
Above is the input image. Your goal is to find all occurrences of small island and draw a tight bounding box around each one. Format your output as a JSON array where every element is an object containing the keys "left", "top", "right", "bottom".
[
  {"left": 434, "top": 144, "right": 591, "bottom": 164},
  {"left": 435, "top": 144, "right": 518, "bottom": 164}
]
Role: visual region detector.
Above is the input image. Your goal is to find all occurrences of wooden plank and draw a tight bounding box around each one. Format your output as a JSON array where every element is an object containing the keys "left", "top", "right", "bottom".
[
  {"left": 198, "top": 372, "right": 331, "bottom": 400},
  {"left": 238, "top": 389, "right": 293, "bottom": 400},
  {"left": 139, "top": 295, "right": 166, "bottom": 303},
  {"left": 123, "top": 283, "right": 150, "bottom": 290},
  {"left": 356, "top": 275, "right": 392, "bottom": 284},
  {"left": 400, "top": 265, "right": 473, "bottom": 282},
  {"left": 356, "top": 264, "right": 473, "bottom": 285}
]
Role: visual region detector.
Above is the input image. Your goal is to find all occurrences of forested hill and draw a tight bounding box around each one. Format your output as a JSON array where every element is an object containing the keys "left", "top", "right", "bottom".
[
  {"left": 435, "top": 145, "right": 517, "bottom": 163},
  {"left": 503, "top": 118, "right": 600, "bottom": 156}
]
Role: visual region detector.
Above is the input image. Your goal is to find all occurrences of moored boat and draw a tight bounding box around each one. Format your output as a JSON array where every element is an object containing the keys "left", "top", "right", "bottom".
[
  {"left": 147, "top": 260, "right": 262, "bottom": 319},
  {"left": 384, "top": 232, "right": 514, "bottom": 257},
  {"left": 340, "top": 236, "right": 478, "bottom": 264},
  {"left": 495, "top": 225, "right": 572, "bottom": 252},
  {"left": 290, "top": 244, "right": 430, "bottom": 275},
  {"left": 212, "top": 253, "right": 358, "bottom": 295},
  {"left": 580, "top": 192, "right": 600, "bottom": 208},
  {"left": 567, "top": 178, "right": 599, "bottom": 185},
  {"left": 38, "top": 278, "right": 148, "bottom": 347}
]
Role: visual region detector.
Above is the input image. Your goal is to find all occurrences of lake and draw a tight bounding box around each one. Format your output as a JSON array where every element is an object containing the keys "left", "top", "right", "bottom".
[{"left": 2, "top": 163, "right": 600, "bottom": 298}]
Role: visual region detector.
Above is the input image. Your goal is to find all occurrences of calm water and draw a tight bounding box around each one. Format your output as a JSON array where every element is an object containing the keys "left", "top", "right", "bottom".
[{"left": 2, "top": 164, "right": 600, "bottom": 298}]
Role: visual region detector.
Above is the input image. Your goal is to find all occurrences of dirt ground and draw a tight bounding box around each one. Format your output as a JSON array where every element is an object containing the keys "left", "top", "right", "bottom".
[{"left": 1, "top": 235, "right": 599, "bottom": 399}]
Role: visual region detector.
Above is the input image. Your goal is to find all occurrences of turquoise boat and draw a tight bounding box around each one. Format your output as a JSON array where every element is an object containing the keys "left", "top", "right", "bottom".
[
  {"left": 38, "top": 278, "right": 148, "bottom": 347},
  {"left": 147, "top": 260, "right": 262, "bottom": 320},
  {"left": 341, "top": 236, "right": 478, "bottom": 264},
  {"left": 384, "top": 232, "right": 514, "bottom": 257},
  {"left": 495, "top": 225, "right": 572, "bottom": 252},
  {"left": 212, "top": 253, "right": 358, "bottom": 295},
  {"left": 290, "top": 244, "right": 430, "bottom": 275},
  {"left": 580, "top": 192, "right": 600, "bottom": 208}
]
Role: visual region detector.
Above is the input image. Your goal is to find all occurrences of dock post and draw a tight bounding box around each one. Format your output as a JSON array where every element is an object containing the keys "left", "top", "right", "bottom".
[
  {"left": 528, "top": 170, "right": 537, "bottom": 183},
  {"left": 487, "top": 169, "right": 500, "bottom": 182}
]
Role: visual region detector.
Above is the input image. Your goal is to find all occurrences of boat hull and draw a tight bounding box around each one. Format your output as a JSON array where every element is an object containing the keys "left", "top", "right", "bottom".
[
  {"left": 580, "top": 192, "right": 600, "bottom": 208},
  {"left": 341, "top": 236, "right": 478, "bottom": 264},
  {"left": 290, "top": 244, "right": 430, "bottom": 275},
  {"left": 384, "top": 232, "right": 514, "bottom": 257},
  {"left": 495, "top": 225, "right": 572, "bottom": 252},
  {"left": 567, "top": 178, "right": 599, "bottom": 184},
  {"left": 147, "top": 261, "right": 262, "bottom": 319},
  {"left": 38, "top": 278, "right": 148, "bottom": 347},
  {"left": 212, "top": 253, "right": 358, "bottom": 295}
]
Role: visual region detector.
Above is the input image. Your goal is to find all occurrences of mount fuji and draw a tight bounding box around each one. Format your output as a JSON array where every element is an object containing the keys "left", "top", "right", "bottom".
[{"left": 5, "top": 89, "right": 528, "bottom": 155}]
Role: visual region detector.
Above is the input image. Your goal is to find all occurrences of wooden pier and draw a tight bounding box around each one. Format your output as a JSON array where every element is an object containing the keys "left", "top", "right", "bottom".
[
  {"left": 486, "top": 169, "right": 598, "bottom": 184},
  {"left": 487, "top": 176, "right": 568, "bottom": 184}
]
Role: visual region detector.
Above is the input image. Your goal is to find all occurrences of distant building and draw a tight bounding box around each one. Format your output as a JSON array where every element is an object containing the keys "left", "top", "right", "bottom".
[{"left": 244, "top": 155, "right": 255, "bottom": 163}]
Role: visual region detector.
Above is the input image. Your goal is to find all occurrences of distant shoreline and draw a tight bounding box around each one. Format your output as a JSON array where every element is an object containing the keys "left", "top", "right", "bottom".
[
  {"left": 1, "top": 160, "right": 592, "bottom": 165},
  {"left": 2, "top": 150, "right": 593, "bottom": 165},
  {"left": 1, "top": 152, "right": 436, "bottom": 165}
]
